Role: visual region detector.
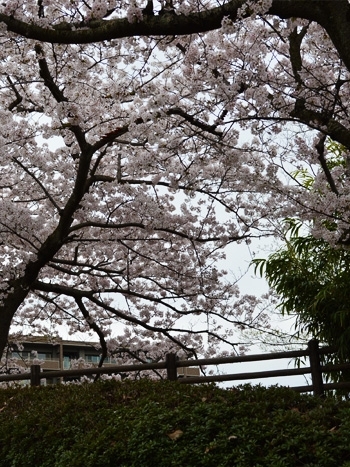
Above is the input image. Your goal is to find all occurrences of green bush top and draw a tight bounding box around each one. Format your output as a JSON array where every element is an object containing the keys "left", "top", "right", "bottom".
[{"left": 0, "top": 380, "right": 350, "bottom": 467}]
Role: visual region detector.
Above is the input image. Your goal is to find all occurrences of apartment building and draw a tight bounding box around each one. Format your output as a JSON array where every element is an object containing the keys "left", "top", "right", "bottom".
[
  {"left": 7, "top": 335, "right": 199, "bottom": 383},
  {"left": 8, "top": 335, "right": 104, "bottom": 371}
]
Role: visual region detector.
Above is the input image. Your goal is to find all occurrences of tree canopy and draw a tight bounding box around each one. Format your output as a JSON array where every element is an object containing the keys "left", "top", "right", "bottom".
[{"left": 1, "top": 0, "right": 350, "bottom": 361}]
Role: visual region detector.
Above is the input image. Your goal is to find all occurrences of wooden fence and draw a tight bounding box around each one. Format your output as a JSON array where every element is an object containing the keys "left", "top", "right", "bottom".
[{"left": 1, "top": 339, "right": 350, "bottom": 396}]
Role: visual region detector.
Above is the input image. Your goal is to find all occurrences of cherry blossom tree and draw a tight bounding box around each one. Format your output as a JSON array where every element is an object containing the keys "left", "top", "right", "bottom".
[{"left": 1, "top": 0, "right": 350, "bottom": 362}]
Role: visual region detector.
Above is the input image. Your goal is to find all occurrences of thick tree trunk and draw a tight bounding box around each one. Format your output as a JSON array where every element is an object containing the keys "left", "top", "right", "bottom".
[{"left": 0, "top": 278, "right": 31, "bottom": 358}]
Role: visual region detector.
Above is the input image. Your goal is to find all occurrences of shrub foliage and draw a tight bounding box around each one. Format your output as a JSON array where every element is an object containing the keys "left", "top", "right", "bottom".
[{"left": 0, "top": 380, "right": 350, "bottom": 467}]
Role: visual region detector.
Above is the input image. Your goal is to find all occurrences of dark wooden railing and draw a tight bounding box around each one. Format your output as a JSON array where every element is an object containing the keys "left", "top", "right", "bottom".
[{"left": 1, "top": 340, "right": 350, "bottom": 396}]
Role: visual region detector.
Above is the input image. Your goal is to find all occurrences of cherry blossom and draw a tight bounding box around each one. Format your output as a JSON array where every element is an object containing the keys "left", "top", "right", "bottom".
[{"left": 0, "top": 1, "right": 349, "bottom": 362}]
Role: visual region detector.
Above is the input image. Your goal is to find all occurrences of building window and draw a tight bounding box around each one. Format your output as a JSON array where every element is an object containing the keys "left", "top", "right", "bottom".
[
  {"left": 85, "top": 354, "right": 100, "bottom": 363},
  {"left": 11, "top": 351, "right": 31, "bottom": 360},
  {"left": 37, "top": 352, "right": 52, "bottom": 360}
]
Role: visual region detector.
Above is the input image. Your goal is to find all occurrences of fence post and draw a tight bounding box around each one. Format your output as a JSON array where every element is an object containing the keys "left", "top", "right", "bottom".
[
  {"left": 30, "top": 365, "right": 41, "bottom": 387},
  {"left": 166, "top": 353, "right": 177, "bottom": 381},
  {"left": 308, "top": 340, "right": 324, "bottom": 397}
]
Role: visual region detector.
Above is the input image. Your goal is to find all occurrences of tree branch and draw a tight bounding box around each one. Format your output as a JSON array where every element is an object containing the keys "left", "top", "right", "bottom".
[
  {"left": 0, "top": 0, "right": 326, "bottom": 44},
  {"left": 12, "top": 156, "right": 63, "bottom": 214},
  {"left": 68, "top": 220, "right": 248, "bottom": 243},
  {"left": 167, "top": 108, "right": 223, "bottom": 136},
  {"left": 32, "top": 279, "right": 199, "bottom": 354},
  {"left": 35, "top": 44, "right": 67, "bottom": 103},
  {"left": 75, "top": 296, "right": 108, "bottom": 370},
  {"left": 315, "top": 134, "right": 339, "bottom": 196},
  {"left": 290, "top": 98, "right": 350, "bottom": 150},
  {"left": 288, "top": 24, "right": 309, "bottom": 88},
  {"left": 7, "top": 76, "right": 23, "bottom": 111}
]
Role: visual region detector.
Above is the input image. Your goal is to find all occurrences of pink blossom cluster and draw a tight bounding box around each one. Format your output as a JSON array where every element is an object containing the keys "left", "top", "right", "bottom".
[{"left": 0, "top": 1, "right": 348, "bottom": 362}]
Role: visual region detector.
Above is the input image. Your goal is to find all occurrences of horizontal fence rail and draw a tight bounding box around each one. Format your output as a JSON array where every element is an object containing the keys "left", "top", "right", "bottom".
[{"left": 1, "top": 340, "right": 350, "bottom": 396}]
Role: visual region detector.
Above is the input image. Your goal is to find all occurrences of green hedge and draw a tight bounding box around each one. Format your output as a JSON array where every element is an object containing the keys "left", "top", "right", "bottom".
[{"left": 0, "top": 380, "right": 350, "bottom": 467}]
